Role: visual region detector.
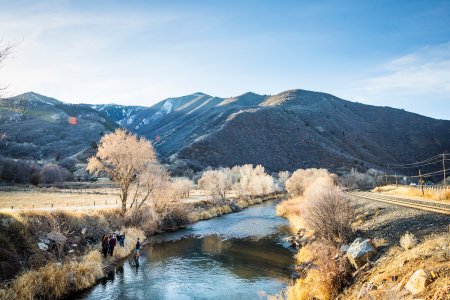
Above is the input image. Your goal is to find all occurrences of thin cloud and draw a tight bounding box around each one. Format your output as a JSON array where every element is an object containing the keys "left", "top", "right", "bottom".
[
  {"left": 358, "top": 42, "right": 450, "bottom": 93},
  {"left": 342, "top": 42, "right": 450, "bottom": 119}
]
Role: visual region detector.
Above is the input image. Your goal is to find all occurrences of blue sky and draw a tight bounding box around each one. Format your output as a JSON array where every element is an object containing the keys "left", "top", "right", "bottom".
[{"left": 0, "top": 0, "right": 449, "bottom": 119}]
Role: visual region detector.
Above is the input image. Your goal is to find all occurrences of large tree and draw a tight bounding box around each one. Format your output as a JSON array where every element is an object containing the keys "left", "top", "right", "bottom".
[
  {"left": 87, "top": 129, "right": 157, "bottom": 213},
  {"left": 0, "top": 42, "right": 14, "bottom": 141}
]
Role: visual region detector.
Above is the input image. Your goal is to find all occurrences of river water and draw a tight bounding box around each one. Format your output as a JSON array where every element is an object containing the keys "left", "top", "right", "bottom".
[{"left": 75, "top": 200, "right": 294, "bottom": 300}]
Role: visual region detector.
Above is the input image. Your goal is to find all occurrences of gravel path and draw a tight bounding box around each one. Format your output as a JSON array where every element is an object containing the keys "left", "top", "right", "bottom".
[{"left": 349, "top": 195, "right": 450, "bottom": 244}]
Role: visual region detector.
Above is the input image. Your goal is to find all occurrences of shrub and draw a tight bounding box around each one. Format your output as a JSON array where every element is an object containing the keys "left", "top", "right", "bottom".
[
  {"left": 400, "top": 232, "right": 417, "bottom": 250},
  {"left": 0, "top": 156, "right": 41, "bottom": 184},
  {"left": 303, "top": 185, "right": 356, "bottom": 244},
  {"left": 285, "top": 168, "right": 336, "bottom": 197},
  {"left": 286, "top": 241, "right": 350, "bottom": 300},
  {"left": 59, "top": 157, "right": 77, "bottom": 171},
  {"left": 340, "top": 168, "right": 384, "bottom": 189},
  {"left": 40, "top": 164, "right": 72, "bottom": 183}
]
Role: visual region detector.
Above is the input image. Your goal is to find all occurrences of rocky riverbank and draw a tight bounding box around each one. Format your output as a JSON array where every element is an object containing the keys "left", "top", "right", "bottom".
[{"left": 281, "top": 194, "right": 450, "bottom": 299}]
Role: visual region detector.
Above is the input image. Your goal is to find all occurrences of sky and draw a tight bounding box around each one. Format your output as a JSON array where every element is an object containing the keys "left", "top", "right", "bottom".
[{"left": 0, "top": 0, "right": 449, "bottom": 119}]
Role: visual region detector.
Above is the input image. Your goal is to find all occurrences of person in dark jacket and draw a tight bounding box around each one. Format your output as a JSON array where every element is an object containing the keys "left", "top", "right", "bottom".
[
  {"left": 135, "top": 238, "right": 141, "bottom": 255},
  {"left": 119, "top": 233, "right": 125, "bottom": 247},
  {"left": 108, "top": 234, "right": 117, "bottom": 256},
  {"left": 101, "top": 234, "right": 109, "bottom": 258}
]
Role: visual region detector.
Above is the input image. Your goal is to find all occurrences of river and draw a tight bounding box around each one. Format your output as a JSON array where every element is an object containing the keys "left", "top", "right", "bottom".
[{"left": 74, "top": 199, "right": 295, "bottom": 300}]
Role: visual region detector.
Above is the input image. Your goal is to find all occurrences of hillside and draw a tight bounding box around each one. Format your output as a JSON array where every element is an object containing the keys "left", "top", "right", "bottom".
[
  {"left": 175, "top": 90, "right": 448, "bottom": 172},
  {"left": 0, "top": 92, "right": 117, "bottom": 161},
  {"left": 1, "top": 90, "right": 449, "bottom": 174}
]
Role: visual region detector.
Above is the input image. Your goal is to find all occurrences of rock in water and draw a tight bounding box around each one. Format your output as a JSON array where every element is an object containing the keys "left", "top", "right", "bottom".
[
  {"left": 346, "top": 238, "right": 377, "bottom": 269},
  {"left": 405, "top": 269, "right": 430, "bottom": 295}
]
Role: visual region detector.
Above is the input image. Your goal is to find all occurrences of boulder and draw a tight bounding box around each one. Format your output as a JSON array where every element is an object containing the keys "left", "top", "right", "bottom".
[
  {"left": 405, "top": 269, "right": 430, "bottom": 295},
  {"left": 346, "top": 238, "right": 377, "bottom": 269},
  {"left": 340, "top": 244, "right": 350, "bottom": 253},
  {"left": 81, "top": 227, "right": 87, "bottom": 235}
]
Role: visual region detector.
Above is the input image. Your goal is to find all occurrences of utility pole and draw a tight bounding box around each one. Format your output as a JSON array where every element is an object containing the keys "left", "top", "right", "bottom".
[
  {"left": 419, "top": 169, "right": 424, "bottom": 196},
  {"left": 384, "top": 172, "right": 387, "bottom": 186},
  {"left": 395, "top": 173, "right": 398, "bottom": 187},
  {"left": 443, "top": 153, "right": 447, "bottom": 188}
]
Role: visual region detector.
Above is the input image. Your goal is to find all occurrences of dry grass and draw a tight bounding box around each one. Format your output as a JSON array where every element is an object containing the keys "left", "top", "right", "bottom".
[
  {"left": 0, "top": 191, "right": 119, "bottom": 210},
  {"left": 342, "top": 233, "right": 450, "bottom": 299},
  {"left": 1, "top": 250, "right": 103, "bottom": 299},
  {"left": 400, "top": 232, "right": 417, "bottom": 250},
  {"left": 276, "top": 196, "right": 306, "bottom": 233},
  {"left": 112, "top": 227, "right": 145, "bottom": 259},
  {"left": 286, "top": 241, "right": 348, "bottom": 300},
  {"left": 374, "top": 185, "right": 450, "bottom": 201}
]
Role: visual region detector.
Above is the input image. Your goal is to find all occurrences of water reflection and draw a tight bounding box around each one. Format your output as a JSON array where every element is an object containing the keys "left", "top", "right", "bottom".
[{"left": 74, "top": 200, "right": 294, "bottom": 300}]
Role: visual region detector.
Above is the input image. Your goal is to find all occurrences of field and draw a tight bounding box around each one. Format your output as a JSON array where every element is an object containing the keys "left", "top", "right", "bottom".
[
  {"left": 0, "top": 191, "right": 120, "bottom": 211},
  {"left": 0, "top": 186, "right": 214, "bottom": 211}
]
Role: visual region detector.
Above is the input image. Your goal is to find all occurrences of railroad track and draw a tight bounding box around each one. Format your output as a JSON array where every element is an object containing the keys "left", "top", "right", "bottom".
[{"left": 345, "top": 191, "right": 450, "bottom": 216}]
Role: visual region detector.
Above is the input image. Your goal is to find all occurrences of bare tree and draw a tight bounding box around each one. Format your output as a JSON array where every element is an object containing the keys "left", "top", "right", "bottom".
[
  {"left": 277, "top": 170, "right": 290, "bottom": 191},
  {"left": 86, "top": 129, "right": 157, "bottom": 213},
  {"left": 285, "top": 168, "right": 336, "bottom": 197},
  {"left": 0, "top": 42, "right": 15, "bottom": 141},
  {"left": 303, "top": 187, "right": 356, "bottom": 244},
  {"left": 128, "top": 164, "right": 169, "bottom": 211},
  {"left": 198, "top": 168, "right": 233, "bottom": 201}
]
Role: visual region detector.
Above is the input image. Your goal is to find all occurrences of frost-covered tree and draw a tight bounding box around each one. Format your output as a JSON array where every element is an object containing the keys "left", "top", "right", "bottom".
[
  {"left": 230, "top": 164, "right": 276, "bottom": 197},
  {"left": 277, "top": 170, "right": 290, "bottom": 191},
  {"left": 286, "top": 168, "right": 336, "bottom": 197},
  {"left": 198, "top": 168, "right": 234, "bottom": 201},
  {"left": 171, "top": 178, "right": 194, "bottom": 198},
  {"left": 129, "top": 164, "right": 168, "bottom": 211},
  {"left": 87, "top": 129, "right": 157, "bottom": 213},
  {"left": 340, "top": 168, "right": 384, "bottom": 189}
]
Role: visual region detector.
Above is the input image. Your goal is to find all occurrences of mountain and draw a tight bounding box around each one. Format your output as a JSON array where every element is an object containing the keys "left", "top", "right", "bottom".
[
  {"left": 0, "top": 92, "right": 118, "bottom": 161},
  {"left": 90, "top": 92, "right": 269, "bottom": 162},
  {"left": 176, "top": 89, "right": 450, "bottom": 173},
  {"left": 1, "top": 90, "right": 449, "bottom": 174}
]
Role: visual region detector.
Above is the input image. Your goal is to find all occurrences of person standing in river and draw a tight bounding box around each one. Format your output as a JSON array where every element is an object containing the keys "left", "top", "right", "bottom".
[{"left": 135, "top": 238, "right": 141, "bottom": 255}]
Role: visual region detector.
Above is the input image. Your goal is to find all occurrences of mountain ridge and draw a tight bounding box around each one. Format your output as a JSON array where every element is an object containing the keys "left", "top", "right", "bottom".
[{"left": 1, "top": 89, "right": 449, "bottom": 174}]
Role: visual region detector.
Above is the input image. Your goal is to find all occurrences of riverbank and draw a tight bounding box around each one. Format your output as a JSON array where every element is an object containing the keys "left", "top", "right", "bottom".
[
  {"left": 0, "top": 192, "right": 284, "bottom": 300},
  {"left": 73, "top": 198, "right": 294, "bottom": 300},
  {"left": 277, "top": 190, "right": 450, "bottom": 300}
]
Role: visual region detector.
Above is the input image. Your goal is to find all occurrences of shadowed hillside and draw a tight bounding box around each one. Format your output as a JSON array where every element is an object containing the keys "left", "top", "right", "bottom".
[
  {"left": 1, "top": 90, "right": 448, "bottom": 173},
  {"left": 176, "top": 90, "right": 450, "bottom": 172},
  {"left": 0, "top": 92, "right": 118, "bottom": 161}
]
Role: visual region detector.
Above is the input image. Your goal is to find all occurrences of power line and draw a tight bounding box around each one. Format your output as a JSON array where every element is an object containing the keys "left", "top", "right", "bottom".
[
  {"left": 391, "top": 159, "right": 442, "bottom": 169},
  {"left": 390, "top": 154, "right": 444, "bottom": 168},
  {"left": 387, "top": 168, "right": 450, "bottom": 179}
]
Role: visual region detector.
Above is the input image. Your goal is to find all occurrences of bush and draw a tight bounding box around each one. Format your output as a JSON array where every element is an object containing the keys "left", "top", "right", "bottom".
[
  {"left": 59, "top": 157, "right": 77, "bottom": 171},
  {"left": 303, "top": 185, "right": 356, "bottom": 244},
  {"left": 400, "top": 232, "right": 417, "bottom": 250},
  {"left": 286, "top": 241, "right": 351, "bottom": 300},
  {"left": 40, "top": 164, "right": 72, "bottom": 184},
  {"left": 0, "top": 156, "right": 41, "bottom": 184},
  {"left": 285, "top": 168, "right": 336, "bottom": 197},
  {"left": 340, "top": 168, "right": 384, "bottom": 189}
]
